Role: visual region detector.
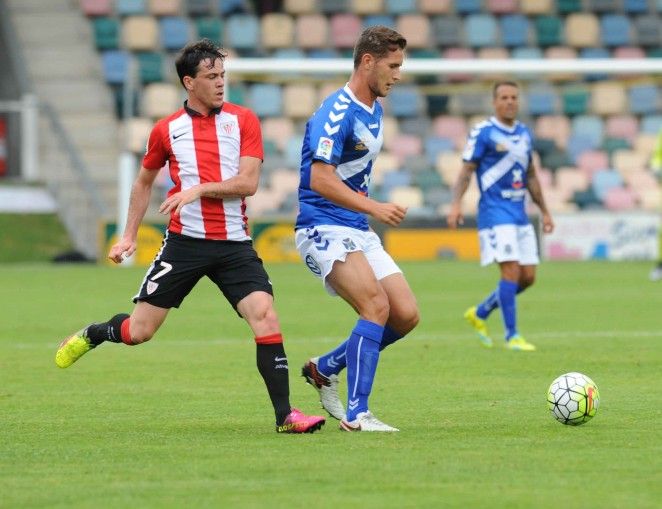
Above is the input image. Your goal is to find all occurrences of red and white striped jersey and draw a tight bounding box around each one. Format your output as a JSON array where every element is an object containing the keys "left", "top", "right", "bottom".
[{"left": 142, "top": 102, "right": 264, "bottom": 241}]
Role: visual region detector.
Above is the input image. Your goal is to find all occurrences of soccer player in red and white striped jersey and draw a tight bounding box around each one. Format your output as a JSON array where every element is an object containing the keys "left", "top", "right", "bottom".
[{"left": 55, "top": 39, "right": 325, "bottom": 434}]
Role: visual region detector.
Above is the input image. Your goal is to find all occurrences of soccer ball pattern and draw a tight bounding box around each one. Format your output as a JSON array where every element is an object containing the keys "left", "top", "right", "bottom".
[{"left": 547, "top": 372, "right": 600, "bottom": 426}]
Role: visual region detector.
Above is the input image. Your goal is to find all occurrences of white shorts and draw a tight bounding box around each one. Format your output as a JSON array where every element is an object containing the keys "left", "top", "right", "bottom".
[
  {"left": 478, "top": 224, "right": 540, "bottom": 267},
  {"left": 295, "top": 225, "right": 402, "bottom": 296}
]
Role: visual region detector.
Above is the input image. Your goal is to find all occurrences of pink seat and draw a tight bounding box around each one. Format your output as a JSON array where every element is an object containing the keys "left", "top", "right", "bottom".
[
  {"left": 432, "top": 115, "right": 468, "bottom": 150},
  {"left": 148, "top": 0, "right": 182, "bottom": 16},
  {"left": 396, "top": 14, "right": 431, "bottom": 49},
  {"left": 486, "top": 0, "right": 518, "bottom": 14},
  {"left": 296, "top": 14, "right": 328, "bottom": 49},
  {"left": 544, "top": 46, "right": 579, "bottom": 81},
  {"left": 555, "top": 167, "right": 589, "bottom": 199},
  {"left": 576, "top": 150, "right": 609, "bottom": 175},
  {"left": 261, "top": 117, "right": 295, "bottom": 151},
  {"left": 80, "top": 0, "right": 113, "bottom": 16},
  {"left": 534, "top": 115, "right": 571, "bottom": 149},
  {"left": 389, "top": 134, "right": 423, "bottom": 160},
  {"left": 605, "top": 115, "right": 639, "bottom": 144},
  {"left": 442, "top": 47, "right": 475, "bottom": 82},
  {"left": 419, "top": 0, "right": 451, "bottom": 13},
  {"left": 330, "top": 13, "right": 362, "bottom": 48},
  {"left": 603, "top": 187, "right": 637, "bottom": 210}
]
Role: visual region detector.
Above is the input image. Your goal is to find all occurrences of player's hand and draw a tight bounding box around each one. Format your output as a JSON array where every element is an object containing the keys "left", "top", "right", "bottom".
[
  {"left": 542, "top": 212, "right": 555, "bottom": 234},
  {"left": 371, "top": 202, "right": 407, "bottom": 226},
  {"left": 159, "top": 187, "right": 201, "bottom": 216},
  {"left": 446, "top": 203, "right": 464, "bottom": 229},
  {"left": 108, "top": 238, "right": 136, "bottom": 264}
]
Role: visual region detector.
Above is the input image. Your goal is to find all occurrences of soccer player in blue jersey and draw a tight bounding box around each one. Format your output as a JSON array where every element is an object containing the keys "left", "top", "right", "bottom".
[
  {"left": 447, "top": 81, "right": 554, "bottom": 352},
  {"left": 295, "top": 26, "right": 419, "bottom": 432}
]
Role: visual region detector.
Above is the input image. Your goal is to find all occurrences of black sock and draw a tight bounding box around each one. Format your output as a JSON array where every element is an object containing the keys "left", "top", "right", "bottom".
[
  {"left": 86, "top": 313, "right": 129, "bottom": 346},
  {"left": 256, "top": 343, "right": 291, "bottom": 425}
]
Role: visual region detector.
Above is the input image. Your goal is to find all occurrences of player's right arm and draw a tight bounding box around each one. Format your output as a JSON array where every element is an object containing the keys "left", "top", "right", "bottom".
[
  {"left": 108, "top": 166, "right": 160, "bottom": 264},
  {"left": 447, "top": 161, "right": 476, "bottom": 229},
  {"left": 310, "top": 161, "right": 407, "bottom": 226}
]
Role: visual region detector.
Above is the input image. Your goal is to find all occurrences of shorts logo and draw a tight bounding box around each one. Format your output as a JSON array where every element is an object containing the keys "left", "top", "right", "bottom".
[
  {"left": 146, "top": 281, "right": 159, "bottom": 294},
  {"left": 316, "top": 137, "right": 334, "bottom": 159},
  {"left": 342, "top": 238, "right": 357, "bottom": 251},
  {"left": 505, "top": 244, "right": 512, "bottom": 255},
  {"left": 305, "top": 254, "right": 322, "bottom": 275}
]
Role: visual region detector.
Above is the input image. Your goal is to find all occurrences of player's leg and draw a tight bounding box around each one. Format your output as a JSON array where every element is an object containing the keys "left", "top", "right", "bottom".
[{"left": 216, "top": 245, "right": 324, "bottom": 433}]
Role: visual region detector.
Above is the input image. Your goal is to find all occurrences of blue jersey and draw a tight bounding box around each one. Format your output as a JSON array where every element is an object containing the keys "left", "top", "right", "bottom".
[
  {"left": 462, "top": 116, "right": 534, "bottom": 229},
  {"left": 296, "top": 85, "right": 384, "bottom": 231}
]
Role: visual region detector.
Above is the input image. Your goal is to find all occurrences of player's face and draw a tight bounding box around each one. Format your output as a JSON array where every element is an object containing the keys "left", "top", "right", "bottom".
[
  {"left": 186, "top": 58, "right": 225, "bottom": 114},
  {"left": 367, "top": 49, "right": 404, "bottom": 98},
  {"left": 493, "top": 84, "right": 519, "bottom": 125}
]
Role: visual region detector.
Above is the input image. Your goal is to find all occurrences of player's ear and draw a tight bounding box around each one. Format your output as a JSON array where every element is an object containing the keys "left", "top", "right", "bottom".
[{"left": 182, "top": 75, "right": 194, "bottom": 91}]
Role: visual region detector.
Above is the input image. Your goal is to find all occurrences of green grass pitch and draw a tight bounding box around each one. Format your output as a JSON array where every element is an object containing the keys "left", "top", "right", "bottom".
[{"left": 1, "top": 260, "right": 660, "bottom": 508}]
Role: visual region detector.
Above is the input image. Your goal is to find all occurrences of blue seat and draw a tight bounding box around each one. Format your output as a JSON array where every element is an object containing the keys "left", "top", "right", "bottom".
[
  {"left": 572, "top": 115, "right": 604, "bottom": 147},
  {"left": 159, "top": 17, "right": 190, "bottom": 51},
  {"left": 600, "top": 14, "right": 631, "bottom": 47},
  {"left": 623, "top": 0, "right": 648, "bottom": 12},
  {"left": 500, "top": 14, "right": 530, "bottom": 47},
  {"left": 136, "top": 51, "right": 163, "bottom": 83},
  {"left": 116, "top": 0, "right": 146, "bottom": 15},
  {"left": 526, "top": 85, "right": 558, "bottom": 115},
  {"left": 382, "top": 170, "right": 412, "bottom": 193},
  {"left": 308, "top": 48, "right": 340, "bottom": 59},
  {"left": 384, "top": 0, "right": 417, "bottom": 14},
  {"left": 579, "top": 48, "right": 610, "bottom": 81},
  {"left": 319, "top": 0, "right": 348, "bottom": 13},
  {"left": 363, "top": 15, "right": 396, "bottom": 29},
  {"left": 248, "top": 84, "right": 282, "bottom": 117},
  {"left": 455, "top": 0, "right": 482, "bottom": 14},
  {"left": 628, "top": 84, "right": 660, "bottom": 115},
  {"left": 591, "top": 169, "right": 623, "bottom": 201},
  {"left": 101, "top": 50, "right": 130, "bottom": 84},
  {"left": 218, "top": 0, "right": 249, "bottom": 15},
  {"left": 226, "top": 14, "right": 260, "bottom": 51},
  {"left": 424, "top": 137, "right": 455, "bottom": 165},
  {"left": 640, "top": 114, "right": 662, "bottom": 134},
  {"left": 387, "top": 85, "right": 423, "bottom": 117},
  {"left": 432, "top": 16, "right": 462, "bottom": 47},
  {"left": 272, "top": 48, "right": 306, "bottom": 59},
  {"left": 567, "top": 135, "right": 599, "bottom": 163},
  {"left": 464, "top": 14, "right": 498, "bottom": 48},
  {"left": 511, "top": 47, "right": 543, "bottom": 59}
]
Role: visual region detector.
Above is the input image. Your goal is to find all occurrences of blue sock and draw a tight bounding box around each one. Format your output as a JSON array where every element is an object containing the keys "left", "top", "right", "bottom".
[
  {"left": 497, "top": 280, "right": 519, "bottom": 339},
  {"left": 317, "top": 325, "right": 403, "bottom": 377},
  {"left": 345, "top": 319, "right": 384, "bottom": 421},
  {"left": 477, "top": 285, "right": 524, "bottom": 319}
]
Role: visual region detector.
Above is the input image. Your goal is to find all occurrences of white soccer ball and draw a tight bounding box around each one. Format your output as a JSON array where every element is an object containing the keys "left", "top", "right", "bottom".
[{"left": 547, "top": 372, "right": 600, "bottom": 426}]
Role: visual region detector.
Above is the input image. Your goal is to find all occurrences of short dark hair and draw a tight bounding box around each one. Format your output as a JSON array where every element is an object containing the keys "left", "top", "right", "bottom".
[
  {"left": 353, "top": 25, "right": 407, "bottom": 69},
  {"left": 493, "top": 81, "right": 519, "bottom": 98},
  {"left": 175, "top": 38, "right": 227, "bottom": 87}
]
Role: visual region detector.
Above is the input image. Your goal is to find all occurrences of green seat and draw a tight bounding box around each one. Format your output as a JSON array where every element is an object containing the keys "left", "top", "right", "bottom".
[
  {"left": 534, "top": 16, "right": 562, "bottom": 47},
  {"left": 542, "top": 149, "right": 571, "bottom": 171},
  {"left": 556, "top": 0, "right": 582, "bottom": 13},
  {"left": 195, "top": 17, "right": 222, "bottom": 44},
  {"left": 227, "top": 84, "right": 246, "bottom": 105},
  {"left": 601, "top": 137, "right": 630, "bottom": 155},
  {"left": 413, "top": 170, "right": 443, "bottom": 189},
  {"left": 92, "top": 17, "right": 120, "bottom": 50},
  {"left": 136, "top": 52, "right": 163, "bottom": 84},
  {"left": 562, "top": 86, "right": 590, "bottom": 115}
]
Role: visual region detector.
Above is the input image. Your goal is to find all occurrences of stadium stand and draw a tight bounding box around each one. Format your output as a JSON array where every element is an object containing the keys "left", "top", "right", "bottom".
[{"left": 64, "top": 0, "right": 662, "bottom": 216}]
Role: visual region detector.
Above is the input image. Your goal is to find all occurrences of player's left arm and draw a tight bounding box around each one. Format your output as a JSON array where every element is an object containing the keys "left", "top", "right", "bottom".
[{"left": 526, "top": 161, "right": 555, "bottom": 234}]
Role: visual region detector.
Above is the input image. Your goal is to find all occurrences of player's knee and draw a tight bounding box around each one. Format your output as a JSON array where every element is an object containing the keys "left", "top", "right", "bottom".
[
  {"left": 360, "top": 290, "right": 390, "bottom": 324},
  {"left": 520, "top": 273, "right": 536, "bottom": 290},
  {"left": 128, "top": 322, "right": 156, "bottom": 344}
]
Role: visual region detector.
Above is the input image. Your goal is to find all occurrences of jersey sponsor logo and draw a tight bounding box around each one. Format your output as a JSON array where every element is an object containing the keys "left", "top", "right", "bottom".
[
  {"left": 305, "top": 254, "right": 322, "bottom": 275},
  {"left": 316, "top": 136, "right": 334, "bottom": 159},
  {"left": 512, "top": 168, "right": 524, "bottom": 189},
  {"left": 354, "top": 141, "right": 368, "bottom": 151},
  {"left": 368, "top": 123, "right": 378, "bottom": 129}
]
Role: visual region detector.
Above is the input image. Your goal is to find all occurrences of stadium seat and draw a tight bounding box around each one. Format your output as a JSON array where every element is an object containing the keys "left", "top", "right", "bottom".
[
  {"left": 435, "top": 151, "right": 463, "bottom": 186},
  {"left": 572, "top": 115, "right": 604, "bottom": 148},
  {"left": 123, "top": 16, "right": 159, "bottom": 51},
  {"left": 389, "top": 134, "right": 423, "bottom": 161},
  {"left": 578, "top": 47, "right": 610, "bottom": 81},
  {"left": 486, "top": 0, "right": 518, "bottom": 14},
  {"left": 520, "top": 0, "right": 553, "bottom": 14},
  {"left": 117, "top": 0, "right": 146, "bottom": 15},
  {"left": 248, "top": 83, "right": 282, "bottom": 117},
  {"left": 384, "top": 0, "right": 416, "bottom": 14},
  {"left": 432, "top": 115, "right": 467, "bottom": 149},
  {"left": 296, "top": 14, "right": 328, "bottom": 49},
  {"left": 330, "top": 13, "right": 362, "bottom": 48},
  {"left": 556, "top": 0, "right": 582, "bottom": 13},
  {"left": 80, "top": 0, "right": 113, "bottom": 16},
  {"left": 544, "top": 46, "right": 579, "bottom": 82},
  {"left": 186, "top": 0, "right": 212, "bottom": 16},
  {"left": 623, "top": 0, "right": 648, "bottom": 12},
  {"left": 603, "top": 187, "right": 638, "bottom": 210},
  {"left": 476, "top": 47, "right": 510, "bottom": 81},
  {"left": 218, "top": 0, "right": 248, "bottom": 15},
  {"left": 381, "top": 169, "right": 412, "bottom": 192},
  {"left": 465, "top": 14, "right": 499, "bottom": 48},
  {"left": 612, "top": 149, "right": 649, "bottom": 174},
  {"left": 195, "top": 16, "right": 222, "bottom": 43},
  {"left": 641, "top": 114, "right": 662, "bottom": 135},
  {"left": 419, "top": 0, "right": 451, "bottom": 14},
  {"left": 226, "top": 14, "right": 260, "bottom": 52},
  {"left": 396, "top": 15, "right": 431, "bottom": 49},
  {"left": 576, "top": 150, "right": 609, "bottom": 175},
  {"left": 535, "top": 115, "right": 570, "bottom": 149},
  {"left": 262, "top": 118, "right": 295, "bottom": 153},
  {"left": 389, "top": 186, "right": 424, "bottom": 208},
  {"left": 526, "top": 84, "right": 559, "bottom": 115},
  {"left": 565, "top": 13, "right": 600, "bottom": 48},
  {"left": 92, "top": 17, "right": 120, "bottom": 50},
  {"left": 135, "top": 51, "right": 163, "bottom": 83},
  {"left": 319, "top": 0, "right": 348, "bottom": 13},
  {"left": 122, "top": 116, "right": 153, "bottom": 153},
  {"left": 534, "top": 15, "right": 562, "bottom": 47},
  {"left": 500, "top": 14, "right": 530, "bottom": 47},
  {"left": 400, "top": 117, "right": 432, "bottom": 139},
  {"left": 600, "top": 14, "right": 632, "bottom": 47},
  {"left": 386, "top": 85, "right": 423, "bottom": 118},
  {"left": 159, "top": 17, "right": 190, "bottom": 51},
  {"left": 561, "top": 85, "right": 590, "bottom": 115},
  {"left": 602, "top": 137, "right": 631, "bottom": 156},
  {"left": 282, "top": 83, "right": 317, "bottom": 119},
  {"left": 634, "top": 16, "right": 662, "bottom": 47},
  {"left": 629, "top": 84, "right": 660, "bottom": 115},
  {"left": 555, "top": 167, "right": 589, "bottom": 200},
  {"left": 633, "top": 132, "right": 658, "bottom": 156},
  {"left": 613, "top": 46, "right": 646, "bottom": 59},
  {"left": 284, "top": 0, "right": 316, "bottom": 14},
  {"left": 605, "top": 115, "right": 639, "bottom": 144},
  {"left": 591, "top": 82, "right": 627, "bottom": 115},
  {"left": 432, "top": 16, "right": 463, "bottom": 48},
  {"left": 511, "top": 47, "right": 543, "bottom": 60},
  {"left": 591, "top": 169, "right": 624, "bottom": 201},
  {"left": 101, "top": 50, "right": 131, "bottom": 84},
  {"left": 587, "top": 0, "right": 618, "bottom": 12},
  {"left": 261, "top": 13, "right": 294, "bottom": 50},
  {"left": 455, "top": 0, "right": 481, "bottom": 14},
  {"left": 142, "top": 82, "right": 181, "bottom": 118},
  {"left": 148, "top": 0, "right": 181, "bottom": 16},
  {"left": 424, "top": 136, "right": 455, "bottom": 165},
  {"left": 362, "top": 14, "right": 396, "bottom": 29}
]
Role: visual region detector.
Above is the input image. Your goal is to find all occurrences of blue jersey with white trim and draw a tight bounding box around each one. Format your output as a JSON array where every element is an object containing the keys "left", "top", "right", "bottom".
[
  {"left": 296, "top": 85, "right": 383, "bottom": 231},
  {"left": 462, "top": 116, "right": 534, "bottom": 229}
]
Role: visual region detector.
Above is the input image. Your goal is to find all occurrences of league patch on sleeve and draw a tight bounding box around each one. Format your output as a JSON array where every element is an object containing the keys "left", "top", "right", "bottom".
[{"left": 315, "top": 137, "right": 334, "bottom": 160}]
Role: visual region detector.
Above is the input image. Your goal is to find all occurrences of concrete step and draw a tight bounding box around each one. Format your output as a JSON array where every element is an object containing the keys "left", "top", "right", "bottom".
[
  {"left": 11, "top": 13, "right": 90, "bottom": 46},
  {"left": 37, "top": 81, "right": 114, "bottom": 113},
  {"left": 7, "top": 0, "right": 72, "bottom": 13},
  {"left": 59, "top": 112, "right": 119, "bottom": 148},
  {"left": 23, "top": 47, "right": 102, "bottom": 80}
]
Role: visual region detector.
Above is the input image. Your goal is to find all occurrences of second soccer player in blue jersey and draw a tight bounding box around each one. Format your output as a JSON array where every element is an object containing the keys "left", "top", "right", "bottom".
[
  {"left": 448, "top": 81, "right": 555, "bottom": 352},
  {"left": 296, "top": 26, "right": 420, "bottom": 432}
]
